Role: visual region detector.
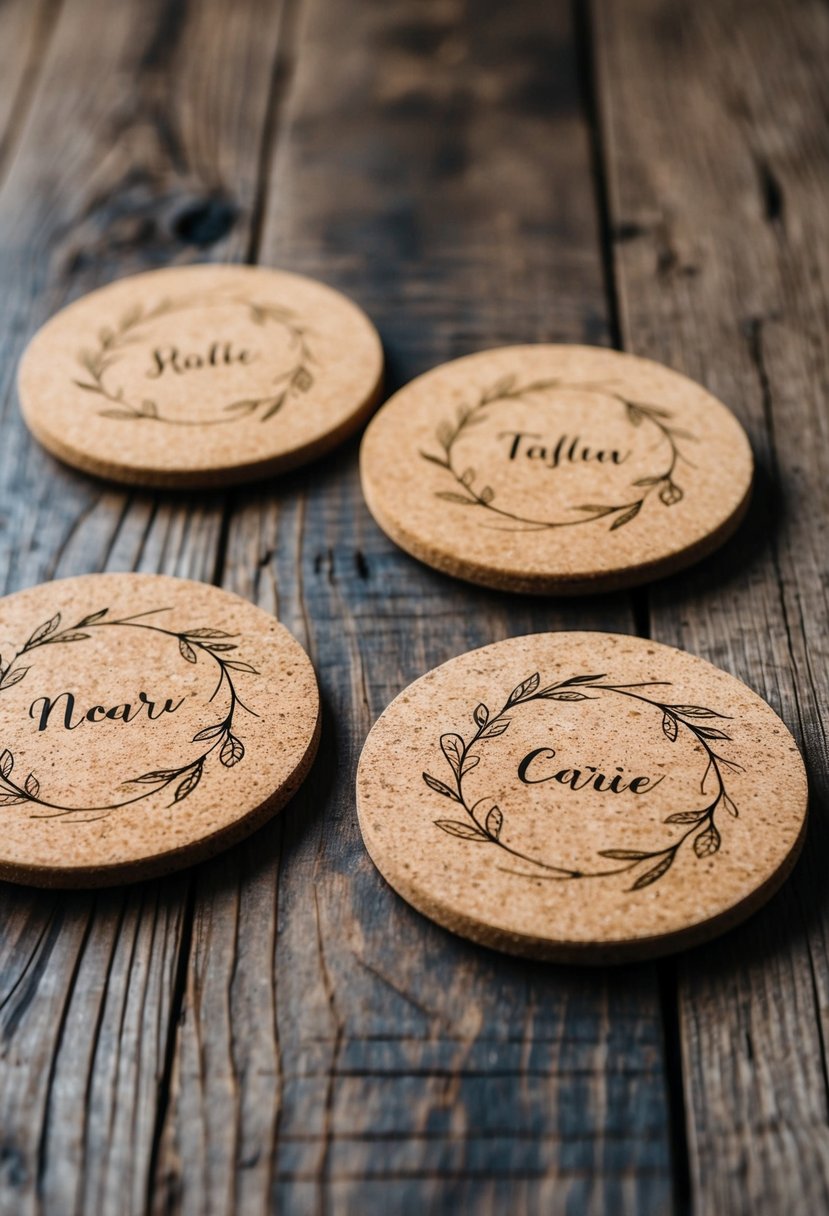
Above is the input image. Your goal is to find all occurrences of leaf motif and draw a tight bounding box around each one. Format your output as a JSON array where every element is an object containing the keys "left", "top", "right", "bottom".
[
  {"left": 610, "top": 502, "right": 642, "bottom": 530},
  {"left": 203, "top": 642, "right": 237, "bottom": 652},
  {"left": 27, "top": 614, "right": 61, "bottom": 646},
  {"left": 422, "top": 772, "right": 459, "bottom": 800},
  {"left": 24, "top": 773, "right": 39, "bottom": 798},
  {"left": 260, "top": 391, "right": 287, "bottom": 421},
  {"left": 100, "top": 409, "right": 143, "bottom": 420},
  {"left": 434, "top": 819, "right": 488, "bottom": 840},
  {"left": 664, "top": 810, "right": 709, "bottom": 824},
  {"left": 543, "top": 690, "right": 590, "bottom": 701},
  {"left": 0, "top": 666, "right": 29, "bottom": 690},
  {"left": 722, "top": 794, "right": 739, "bottom": 818},
  {"left": 420, "top": 450, "right": 450, "bottom": 468},
  {"left": 694, "top": 726, "right": 732, "bottom": 741},
  {"left": 223, "top": 661, "right": 260, "bottom": 674},
  {"left": 440, "top": 734, "right": 465, "bottom": 777},
  {"left": 73, "top": 380, "right": 104, "bottom": 393},
  {"left": 480, "top": 719, "right": 510, "bottom": 739},
  {"left": 576, "top": 504, "right": 616, "bottom": 514},
  {"left": 0, "top": 793, "right": 24, "bottom": 806},
  {"left": 460, "top": 468, "right": 475, "bottom": 487},
  {"left": 0, "top": 749, "right": 12, "bottom": 778},
  {"left": 192, "top": 723, "right": 226, "bottom": 742},
  {"left": 473, "top": 703, "right": 489, "bottom": 727},
  {"left": 626, "top": 403, "right": 644, "bottom": 426},
  {"left": 184, "top": 629, "right": 233, "bottom": 639},
  {"left": 141, "top": 400, "right": 159, "bottom": 418},
  {"left": 632, "top": 475, "right": 664, "bottom": 486},
  {"left": 220, "top": 734, "right": 245, "bottom": 767},
  {"left": 693, "top": 824, "right": 721, "bottom": 858},
  {"left": 436, "top": 492, "right": 476, "bottom": 505},
  {"left": 508, "top": 672, "right": 540, "bottom": 704},
  {"left": 662, "top": 712, "right": 678, "bottom": 742},
  {"left": 50, "top": 632, "right": 89, "bottom": 644},
  {"left": 666, "top": 704, "right": 728, "bottom": 719},
  {"left": 460, "top": 754, "right": 479, "bottom": 776},
  {"left": 76, "top": 608, "right": 109, "bottom": 627},
  {"left": 485, "top": 805, "right": 503, "bottom": 840},
  {"left": 556, "top": 673, "right": 607, "bottom": 686},
  {"left": 631, "top": 851, "right": 675, "bottom": 890},
  {"left": 598, "top": 849, "right": 651, "bottom": 860},
  {"left": 173, "top": 764, "right": 203, "bottom": 804},
  {"left": 479, "top": 486, "right": 495, "bottom": 504},
  {"left": 436, "top": 422, "right": 454, "bottom": 448},
  {"left": 179, "top": 638, "right": 198, "bottom": 663},
  {"left": 129, "top": 769, "right": 178, "bottom": 784}
]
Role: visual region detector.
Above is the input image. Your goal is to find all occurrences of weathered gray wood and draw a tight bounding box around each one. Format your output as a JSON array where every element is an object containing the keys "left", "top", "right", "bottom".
[
  {"left": 595, "top": 0, "right": 829, "bottom": 1211},
  {"left": 0, "top": 0, "right": 289, "bottom": 1212},
  {"left": 152, "top": 2, "right": 675, "bottom": 1214}
]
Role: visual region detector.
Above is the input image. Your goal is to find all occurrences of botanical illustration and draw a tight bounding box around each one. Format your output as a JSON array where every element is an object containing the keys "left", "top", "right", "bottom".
[
  {"left": 74, "top": 292, "right": 315, "bottom": 426},
  {"left": 0, "top": 606, "right": 258, "bottom": 821},
  {"left": 420, "top": 375, "right": 694, "bottom": 532},
  {"left": 422, "top": 671, "right": 742, "bottom": 891}
]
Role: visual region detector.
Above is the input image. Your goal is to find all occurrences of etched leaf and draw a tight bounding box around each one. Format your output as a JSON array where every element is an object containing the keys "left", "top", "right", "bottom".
[
  {"left": 192, "top": 722, "right": 226, "bottom": 742},
  {"left": 27, "top": 614, "right": 61, "bottom": 646},
  {"left": 666, "top": 705, "right": 728, "bottom": 719},
  {"left": 632, "top": 475, "right": 664, "bottom": 486},
  {"left": 51, "top": 632, "right": 89, "bottom": 644},
  {"left": 76, "top": 608, "right": 109, "bottom": 627},
  {"left": 0, "top": 666, "right": 29, "bottom": 690},
  {"left": 422, "top": 772, "right": 459, "bottom": 800},
  {"left": 480, "top": 718, "right": 510, "bottom": 739},
  {"left": 0, "top": 750, "right": 12, "bottom": 778},
  {"left": 479, "top": 485, "right": 495, "bottom": 504},
  {"left": 460, "top": 467, "right": 475, "bottom": 487},
  {"left": 598, "top": 849, "right": 651, "bottom": 860},
  {"left": 179, "top": 638, "right": 198, "bottom": 663},
  {"left": 101, "top": 409, "right": 144, "bottom": 419},
  {"left": 129, "top": 769, "right": 179, "bottom": 785},
  {"left": 610, "top": 502, "right": 642, "bottom": 530},
  {"left": 664, "top": 810, "right": 708, "bottom": 824},
  {"left": 293, "top": 367, "right": 313, "bottom": 392},
  {"left": 174, "top": 764, "right": 203, "bottom": 804},
  {"left": 439, "top": 734, "right": 465, "bottom": 777},
  {"left": 223, "top": 661, "right": 260, "bottom": 675},
  {"left": 631, "top": 851, "right": 675, "bottom": 890},
  {"left": 693, "top": 824, "right": 721, "bottom": 858},
  {"left": 220, "top": 734, "right": 245, "bottom": 767},
  {"left": 662, "top": 712, "right": 678, "bottom": 742},
  {"left": 141, "top": 400, "right": 159, "bottom": 418},
  {"left": 436, "top": 422, "right": 454, "bottom": 448},
  {"left": 434, "top": 819, "right": 488, "bottom": 840},
  {"left": 436, "top": 492, "right": 476, "bottom": 505},
  {"left": 485, "top": 805, "right": 503, "bottom": 840},
  {"left": 460, "top": 754, "right": 479, "bottom": 776},
  {"left": 544, "top": 690, "right": 590, "bottom": 701},
  {"left": 260, "top": 391, "right": 287, "bottom": 420},
  {"left": 203, "top": 642, "right": 237, "bottom": 652},
  {"left": 694, "top": 726, "right": 732, "bottom": 741},
  {"left": 24, "top": 773, "right": 39, "bottom": 798},
  {"left": 557, "top": 673, "right": 606, "bottom": 686},
  {"left": 0, "top": 793, "right": 24, "bottom": 806},
  {"left": 184, "top": 629, "right": 233, "bottom": 639},
  {"left": 722, "top": 794, "right": 739, "bottom": 818},
  {"left": 420, "top": 450, "right": 450, "bottom": 468},
  {"left": 473, "top": 703, "right": 489, "bottom": 727},
  {"left": 508, "top": 672, "right": 540, "bottom": 704}
]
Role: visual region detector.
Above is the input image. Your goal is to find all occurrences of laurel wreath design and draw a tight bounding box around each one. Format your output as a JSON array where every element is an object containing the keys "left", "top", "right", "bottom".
[
  {"left": 422, "top": 671, "right": 743, "bottom": 890},
  {"left": 420, "top": 376, "right": 694, "bottom": 532},
  {"left": 74, "top": 293, "right": 315, "bottom": 426},
  {"left": 0, "top": 606, "right": 258, "bottom": 821}
]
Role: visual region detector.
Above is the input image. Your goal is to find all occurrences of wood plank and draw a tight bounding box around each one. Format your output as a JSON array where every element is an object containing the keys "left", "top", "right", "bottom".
[
  {"left": 594, "top": 0, "right": 829, "bottom": 1210},
  {"left": 153, "top": 2, "right": 677, "bottom": 1213},
  {"left": 0, "top": 0, "right": 289, "bottom": 1212}
]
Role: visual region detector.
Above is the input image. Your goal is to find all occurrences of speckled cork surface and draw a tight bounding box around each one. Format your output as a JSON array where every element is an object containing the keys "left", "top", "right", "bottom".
[
  {"left": 0, "top": 573, "right": 320, "bottom": 887},
  {"left": 356, "top": 632, "right": 806, "bottom": 963},
  {"left": 18, "top": 265, "right": 384, "bottom": 488},
  {"left": 360, "top": 345, "right": 753, "bottom": 594}
]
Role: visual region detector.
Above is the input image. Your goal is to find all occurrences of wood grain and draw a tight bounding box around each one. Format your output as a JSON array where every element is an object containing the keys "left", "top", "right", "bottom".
[
  {"left": 151, "top": 2, "right": 675, "bottom": 1214},
  {"left": 595, "top": 0, "right": 829, "bottom": 1211}
]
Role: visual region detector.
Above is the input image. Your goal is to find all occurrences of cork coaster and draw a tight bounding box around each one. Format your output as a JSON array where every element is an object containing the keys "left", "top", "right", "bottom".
[
  {"left": 0, "top": 573, "right": 320, "bottom": 887},
  {"left": 19, "top": 265, "right": 383, "bottom": 488},
  {"left": 356, "top": 633, "right": 806, "bottom": 963},
  {"left": 360, "top": 346, "right": 753, "bottom": 593}
]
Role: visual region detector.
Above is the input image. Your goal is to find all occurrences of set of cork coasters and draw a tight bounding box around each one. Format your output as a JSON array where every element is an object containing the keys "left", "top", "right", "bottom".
[{"left": 8, "top": 265, "right": 806, "bottom": 963}]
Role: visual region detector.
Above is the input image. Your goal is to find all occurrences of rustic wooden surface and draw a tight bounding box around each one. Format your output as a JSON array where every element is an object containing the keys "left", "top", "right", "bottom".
[{"left": 0, "top": 0, "right": 824, "bottom": 1212}]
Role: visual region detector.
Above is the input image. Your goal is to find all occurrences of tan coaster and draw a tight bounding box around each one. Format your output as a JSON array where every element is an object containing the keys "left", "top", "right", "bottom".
[
  {"left": 0, "top": 573, "right": 320, "bottom": 887},
  {"left": 356, "top": 632, "right": 806, "bottom": 963},
  {"left": 360, "top": 345, "right": 753, "bottom": 593},
  {"left": 19, "top": 265, "right": 383, "bottom": 488}
]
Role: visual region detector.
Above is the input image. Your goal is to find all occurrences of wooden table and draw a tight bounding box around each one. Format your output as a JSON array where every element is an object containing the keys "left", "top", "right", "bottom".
[{"left": 0, "top": 1, "right": 825, "bottom": 1212}]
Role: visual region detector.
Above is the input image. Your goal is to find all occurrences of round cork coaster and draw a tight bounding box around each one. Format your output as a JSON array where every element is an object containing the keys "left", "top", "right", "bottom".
[
  {"left": 0, "top": 573, "right": 320, "bottom": 887},
  {"left": 19, "top": 265, "right": 383, "bottom": 488},
  {"left": 356, "top": 633, "right": 806, "bottom": 963},
  {"left": 360, "top": 346, "right": 753, "bottom": 593}
]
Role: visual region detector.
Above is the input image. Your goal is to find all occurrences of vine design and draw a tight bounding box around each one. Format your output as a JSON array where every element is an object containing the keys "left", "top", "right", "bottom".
[
  {"left": 0, "top": 606, "right": 258, "bottom": 821},
  {"left": 422, "top": 672, "right": 743, "bottom": 890},
  {"left": 74, "top": 293, "right": 315, "bottom": 426},
  {"left": 420, "top": 376, "right": 694, "bottom": 532}
]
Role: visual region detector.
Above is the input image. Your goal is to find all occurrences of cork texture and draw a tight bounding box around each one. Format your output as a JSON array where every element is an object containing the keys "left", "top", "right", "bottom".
[
  {"left": 18, "top": 265, "right": 384, "bottom": 488},
  {"left": 0, "top": 573, "right": 320, "bottom": 886},
  {"left": 360, "top": 345, "right": 753, "bottom": 593},
  {"left": 356, "top": 632, "right": 807, "bottom": 963}
]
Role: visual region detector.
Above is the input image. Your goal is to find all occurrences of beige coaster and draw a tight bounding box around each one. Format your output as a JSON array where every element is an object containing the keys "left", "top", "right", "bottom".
[
  {"left": 360, "top": 345, "right": 753, "bottom": 593},
  {"left": 0, "top": 573, "right": 320, "bottom": 887},
  {"left": 356, "top": 632, "right": 806, "bottom": 963},
  {"left": 19, "top": 265, "right": 383, "bottom": 488}
]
